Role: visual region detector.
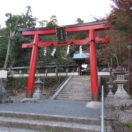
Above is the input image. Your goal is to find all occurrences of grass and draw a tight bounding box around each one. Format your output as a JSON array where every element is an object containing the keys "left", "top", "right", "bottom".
[{"left": 126, "top": 122, "right": 132, "bottom": 128}]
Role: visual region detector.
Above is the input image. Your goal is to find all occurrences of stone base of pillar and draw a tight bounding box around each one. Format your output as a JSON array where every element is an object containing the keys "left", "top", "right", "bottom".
[
  {"left": 92, "top": 93, "right": 99, "bottom": 101},
  {"left": 86, "top": 101, "right": 101, "bottom": 109},
  {"left": 26, "top": 92, "right": 33, "bottom": 98},
  {"left": 0, "top": 93, "right": 13, "bottom": 103},
  {"left": 105, "top": 90, "right": 114, "bottom": 108},
  {"left": 114, "top": 87, "right": 130, "bottom": 99},
  {"left": 33, "top": 88, "right": 42, "bottom": 100},
  {"left": 113, "top": 87, "right": 131, "bottom": 108},
  {"left": 21, "top": 98, "right": 38, "bottom": 103},
  {"left": 112, "top": 99, "right": 132, "bottom": 108},
  {"left": 0, "top": 77, "right": 13, "bottom": 103}
]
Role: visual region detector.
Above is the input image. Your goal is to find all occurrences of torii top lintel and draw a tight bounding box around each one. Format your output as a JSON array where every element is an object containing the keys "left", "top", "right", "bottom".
[{"left": 21, "top": 21, "right": 110, "bottom": 48}]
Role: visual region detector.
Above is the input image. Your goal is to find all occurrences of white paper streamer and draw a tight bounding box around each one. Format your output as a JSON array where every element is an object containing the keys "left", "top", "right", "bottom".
[
  {"left": 43, "top": 47, "right": 47, "bottom": 56},
  {"left": 51, "top": 47, "right": 56, "bottom": 56},
  {"left": 79, "top": 45, "right": 82, "bottom": 54},
  {"left": 66, "top": 45, "right": 70, "bottom": 55}
]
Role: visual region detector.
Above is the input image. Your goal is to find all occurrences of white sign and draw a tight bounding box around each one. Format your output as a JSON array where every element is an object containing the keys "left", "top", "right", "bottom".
[{"left": 0, "top": 70, "right": 7, "bottom": 78}]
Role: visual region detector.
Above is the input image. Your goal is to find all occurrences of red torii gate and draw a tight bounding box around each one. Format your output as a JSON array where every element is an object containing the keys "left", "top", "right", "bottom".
[{"left": 21, "top": 21, "right": 110, "bottom": 101}]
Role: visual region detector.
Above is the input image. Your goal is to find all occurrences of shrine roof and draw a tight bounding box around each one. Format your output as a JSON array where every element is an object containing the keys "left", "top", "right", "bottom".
[{"left": 73, "top": 51, "right": 90, "bottom": 59}]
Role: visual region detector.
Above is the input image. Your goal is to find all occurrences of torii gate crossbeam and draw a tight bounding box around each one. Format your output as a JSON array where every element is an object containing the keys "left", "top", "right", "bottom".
[{"left": 20, "top": 21, "right": 110, "bottom": 101}]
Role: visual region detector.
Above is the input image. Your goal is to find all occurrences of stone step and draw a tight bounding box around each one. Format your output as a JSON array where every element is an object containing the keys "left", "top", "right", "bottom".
[
  {"left": 70, "top": 81, "right": 90, "bottom": 83},
  {"left": 70, "top": 78, "right": 90, "bottom": 80},
  {"left": 64, "top": 86, "right": 90, "bottom": 89},
  {"left": 56, "top": 76, "right": 91, "bottom": 101},
  {"left": 58, "top": 91, "right": 90, "bottom": 94},
  {"left": 61, "top": 84, "right": 90, "bottom": 88},
  {"left": 58, "top": 95, "right": 91, "bottom": 98},
  {"left": 0, "top": 117, "right": 100, "bottom": 132},
  {"left": 58, "top": 93, "right": 91, "bottom": 97},
  {"left": 57, "top": 95, "right": 91, "bottom": 99},
  {"left": 63, "top": 85, "right": 90, "bottom": 88},
  {"left": 0, "top": 112, "right": 100, "bottom": 132},
  {"left": 0, "top": 112, "right": 100, "bottom": 125},
  {"left": 0, "top": 126, "right": 44, "bottom": 132},
  {"left": 60, "top": 90, "right": 91, "bottom": 93},
  {"left": 69, "top": 82, "right": 90, "bottom": 85},
  {"left": 57, "top": 94, "right": 90, "bottom": 97},
  {"left": 57, "top": 96, "right": 91, "bottom": 98},
  {"left": 58, "top": 94, "right": 91, "bottom": 97},
  {"left": 62, "top": 89, "right": 90, "bottom": 92},
  {"left": 57, "top": 94, "right": 91, "bottom": 97},
  {"left": 57, "top": 97, "right": 91, "bottom": 101},
  {"left": 70, "top": 78, "right": 90, "bottom": 81}
]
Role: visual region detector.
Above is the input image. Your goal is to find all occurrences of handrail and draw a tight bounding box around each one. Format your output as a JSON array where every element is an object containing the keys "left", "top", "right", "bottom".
[{"left": 50, "top": 75, "right": 73, "bottom": 100}]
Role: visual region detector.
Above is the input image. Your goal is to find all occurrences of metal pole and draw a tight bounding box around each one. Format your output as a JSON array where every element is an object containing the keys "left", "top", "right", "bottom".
[
  {"left": 128, "top": 47, "right": 130, "bottom": 93},
  {"left": 101, "top": 85, "right": 104, "bottom": 132}
]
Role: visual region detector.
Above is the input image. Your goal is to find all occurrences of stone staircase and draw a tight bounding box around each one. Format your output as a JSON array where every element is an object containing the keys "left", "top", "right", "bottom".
[
  {"left": 56, "top": 76, "right": 91, "bottom": 101},
  {"left": 0, "top": 111, "right": 100, "bottom": 132}
]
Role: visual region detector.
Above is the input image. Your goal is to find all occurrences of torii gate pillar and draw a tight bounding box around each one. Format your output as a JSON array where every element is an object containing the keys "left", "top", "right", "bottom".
[
  {"left": 26, "top": 34, "right": 39, "bottom": 97},
  {"left": 89, "top": 29, "right": 99, "bottom": 101}
]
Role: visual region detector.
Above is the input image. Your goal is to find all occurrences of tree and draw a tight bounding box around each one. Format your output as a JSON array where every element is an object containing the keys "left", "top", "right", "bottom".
[
  {"left": 108, "top": 0, "right": 132, "bottom": 34},
  {"left": 97, "top": 0, "right": 132, "bottom": 67},
  {"left": 2, "top": 6, "right": 37, "bottom": 69},
  {"left": 98, "top": 30, "right": 129, "bottom": 67},
  {"left": 0, "top": 29, "right": 8, "bottom": 67},
  {"left": 47, "top": 15, "right": 58, "bottom": 28},
  {"left": 3, "top": 13, "right": 15, "bottom": 69},
  {"left": 76, "top": 18, "right": 84, "bottom": 24}
]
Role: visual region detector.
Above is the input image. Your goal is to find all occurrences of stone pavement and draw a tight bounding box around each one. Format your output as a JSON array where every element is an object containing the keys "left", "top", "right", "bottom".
[{"left": 0, "top": 100, "right": 100, "bottom": 119}]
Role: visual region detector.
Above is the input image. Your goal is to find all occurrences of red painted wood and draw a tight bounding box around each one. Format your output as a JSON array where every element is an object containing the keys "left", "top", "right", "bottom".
[
  {"left": 21, "top": 22, "right": 110, "bottom": 100},
  {"left": 26, "top": 34, "right": 39, "bottom": 97},
  {"left": 22, "top": 37, "right": 109, "bottom": 48},
  {"left": 22, "top": 44, "right": 33, "bottom": 48},
  {"left": 22, "top": 23, "right": 109, "bottom": 36},
  {"left": 89, "top": 30, "right": 99, "bottom": 101}
]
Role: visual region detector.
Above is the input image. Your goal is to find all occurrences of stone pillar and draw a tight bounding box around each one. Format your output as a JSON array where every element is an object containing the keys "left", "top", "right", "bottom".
[
  {"left": 114, "top": 84, "right": 130, "bottom": 99},
  {"left": 33, "top": 78, "right": 43, "bottom": 100},
  {"left": 0, "top": 70, "right": 12, "bottom": 103}
]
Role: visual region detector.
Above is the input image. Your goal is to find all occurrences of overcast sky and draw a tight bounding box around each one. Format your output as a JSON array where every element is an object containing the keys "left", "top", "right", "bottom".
[{"left": 0, "top": 0, "right": 113, "bottom": 27}]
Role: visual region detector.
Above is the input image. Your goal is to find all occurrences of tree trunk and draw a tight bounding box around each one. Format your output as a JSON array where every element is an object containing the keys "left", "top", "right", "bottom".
[
  {"left": 113, "top": 54, "right": 119, "bottom": 66},
  {"left": 3, "top": 36, "right": 11, "bottom": 69},
  {"left": 3, "top": 31, "right": 15, "bottom": 69}
]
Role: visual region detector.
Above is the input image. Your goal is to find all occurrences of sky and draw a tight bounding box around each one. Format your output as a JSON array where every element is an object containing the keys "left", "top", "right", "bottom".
[{"left": 0, "top": 0, "right": 113, "bottom": 27}]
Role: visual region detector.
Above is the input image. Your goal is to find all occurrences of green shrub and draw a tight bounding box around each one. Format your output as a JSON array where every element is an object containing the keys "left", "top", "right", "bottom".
[{"left": 6, "top": 76, "right": 66, "bottom": 92}]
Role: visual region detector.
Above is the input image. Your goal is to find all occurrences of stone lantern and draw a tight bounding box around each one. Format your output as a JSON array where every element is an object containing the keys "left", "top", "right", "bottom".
[
  {"left": 107, "top": 77, "right": 114, "bottom": 97},
  {"left": 0, "top": 70, "right": 12, "bottom": 103},
  {"left": 33, "top": 78, "right": 43, "bottom": 99},
  {"left": 113, "top": 66, "right": 130, "bottom": 99},
  {"left": 105, "top": 76, "right": 114, "bottom": 108}
]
